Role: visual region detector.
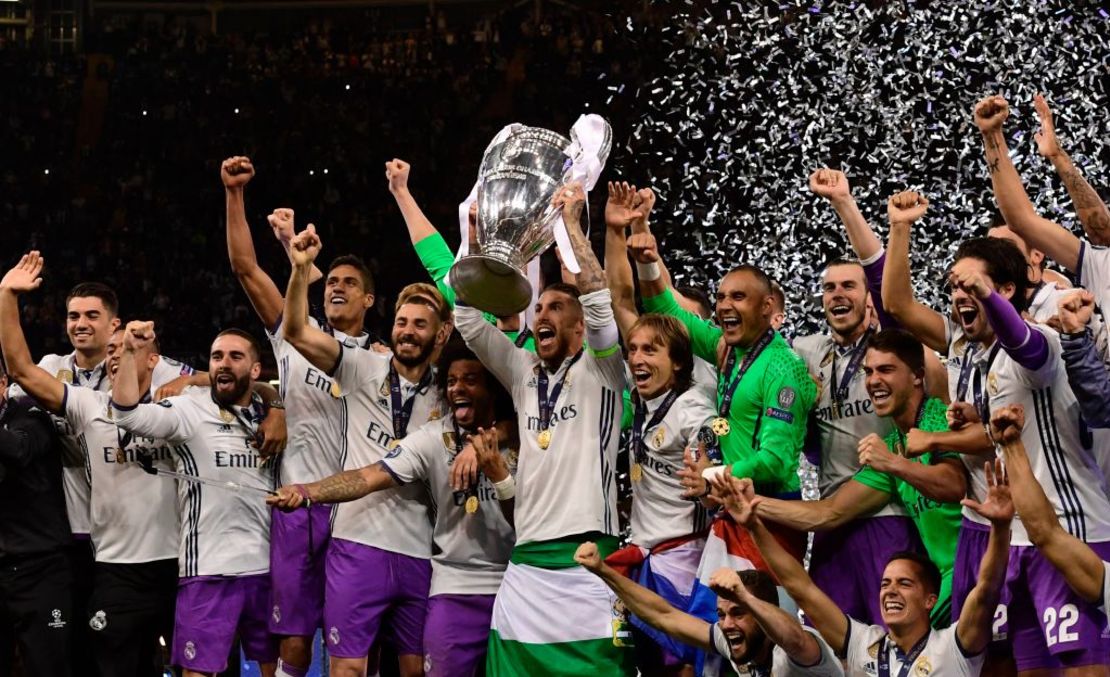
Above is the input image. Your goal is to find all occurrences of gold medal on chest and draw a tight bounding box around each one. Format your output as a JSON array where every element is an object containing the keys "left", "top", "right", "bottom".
[
  {"left": 465, "top": 495, "right": 479, "bottom": 514},
  {"left": 219, "top": 409, "right": 235, "bottom": 424},
  {"left": 630, "top": 463, "right": 643, "bottom": 482},
  {"left": 330, "top": 381, "right": 342, "bottom": 398},
  {"left": 537, "top": 429, "right": 552, "bottom": 450}
]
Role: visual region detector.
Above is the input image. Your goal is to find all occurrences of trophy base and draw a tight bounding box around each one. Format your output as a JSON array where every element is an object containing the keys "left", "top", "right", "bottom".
[{"left": 450, "top": 255, "right": 532, "bottom": 317}]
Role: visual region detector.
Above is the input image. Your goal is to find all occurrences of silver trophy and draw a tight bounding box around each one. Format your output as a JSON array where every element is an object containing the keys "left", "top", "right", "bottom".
[{"left": 451, "top": 123, "right": 610, "bottom": 316}]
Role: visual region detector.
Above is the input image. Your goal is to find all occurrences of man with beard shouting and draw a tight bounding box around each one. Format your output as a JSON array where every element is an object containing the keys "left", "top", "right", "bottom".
[{"left": 284, "top": 224, "right": 449, "bottom": 677}]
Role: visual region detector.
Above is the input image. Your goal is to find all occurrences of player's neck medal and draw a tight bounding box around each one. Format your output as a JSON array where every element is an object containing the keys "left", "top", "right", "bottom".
[
  {"left": 630, "top": 463, "right": 643, "bottom": 482},
  {"left": 465, "top": 495, "right": 479, "bottom": 514},
  {"left": 710, "top": 417, "right": 731, "bottom": 436},
  {"left": 537, "top": 429, "right": 552, "bottom": 450}
]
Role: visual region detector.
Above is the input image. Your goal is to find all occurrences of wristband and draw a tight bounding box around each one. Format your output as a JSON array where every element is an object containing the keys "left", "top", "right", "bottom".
[
  {"left": 636, "top": 261, "right": 662, "bottom": 281},
  {"left": 701, "top": 465, "right": 731, "bottom": 484},
  {"left": 294, "top": 484, "right": 313, "bottom": 509},
  {"left": 493, "top": 475, "right": 516, "bottom": 501}
]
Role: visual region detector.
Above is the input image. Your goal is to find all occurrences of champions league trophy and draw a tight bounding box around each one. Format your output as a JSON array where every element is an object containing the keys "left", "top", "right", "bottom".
[{"left": 451, "top": 117, "right": 612, "bottom": 316}]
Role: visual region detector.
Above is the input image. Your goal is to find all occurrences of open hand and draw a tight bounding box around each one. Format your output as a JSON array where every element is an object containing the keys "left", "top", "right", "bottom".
[{"left": 0, "top": 251, "right": 45, "bottom": 294}]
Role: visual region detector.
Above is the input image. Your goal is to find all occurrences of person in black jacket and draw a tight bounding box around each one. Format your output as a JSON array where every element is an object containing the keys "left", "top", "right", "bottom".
[{"left": 0, "top": 361, "right": 73, "bottom": 677}]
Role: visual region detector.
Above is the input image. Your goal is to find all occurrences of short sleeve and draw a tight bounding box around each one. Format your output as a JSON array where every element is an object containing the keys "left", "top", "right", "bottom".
[
  {"left": 63, "top": 385, "right": 102, "bottom": 431},
  {"left": 782, "top": 626, "right": 845, "bottom": 677},
  {"left": 842, "top": 615, "right": 883, "bottom": 665},
  {"left": 378, "top": 428, "right": 435, "bottom": 484},
  {"left": 852, "top": 466, "right": 897, "bottom": 496},
  {"left": 678, "top": 389, "right": 718, "bottom": 448},
  {"left": 1077, "top": 240, "right": 1110, "bottom": 303},
  {"left": 331, "top": 344, "right": 387, "bottom": 396}
]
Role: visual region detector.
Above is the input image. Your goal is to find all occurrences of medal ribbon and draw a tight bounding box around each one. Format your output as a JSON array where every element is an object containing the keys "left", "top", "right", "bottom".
[
  {"left": 877, "top": 630, "right": 931, "bottom": 677},
  {"left": 389, "top": 363, "right": 433, "bottom": 440},
  {"left": 829, "top": 328, "right": 874, "bottom": 413},
  {"left": 717, "top": 330, "right": 774, "bottom": 419},
  {"left": 537, "top": 349, "right": 584, "bottom": 432},
  {"left": 955, "top": 341, "right": 979, "bottom": 402},
  {"left": 631, "top": 390, "right": 679, "bottom": 466},
  {"left": 513, "top": 328, "right": 533, "bottom": 349},
  {"left": 971, "top": 343, "right": 1003, "bottom": 425}
]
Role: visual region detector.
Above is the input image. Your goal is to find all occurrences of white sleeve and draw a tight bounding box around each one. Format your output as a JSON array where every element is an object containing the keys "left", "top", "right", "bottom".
[
  {"left": 842, "top": 616, "right": 883, "bottom": 669},
  {"left": 330, "top": 343, "right": 383, "bottom": 397},
  {"left": 151, "top": 355, "right": 194, "bottom": 390},
  {"left": 580, "top": 289, "right": 626, "bottom": 390},
  {"left": 62, "top": 385, "right": 101, "bottom": 431},
  {"left": 111, "top": 397, "right": 194, "bottom": 443},
  {"left": 1078, "top": 240, "right": 1110, "bottom": 308},
  {"left": 378, "top": 428, "right": 434, "bottom": 484},
  {"left": 679, "top": 389, "right": 718, "bottom": 448},
  {"left": 780, "top": 626, "right": 845, "bottom": 677},
  {"left": 454, "top": 304, "right": 531, "bottom": 391},
  {"left": 1101, "top": 561, "right": 1110, "bottom": 612}
]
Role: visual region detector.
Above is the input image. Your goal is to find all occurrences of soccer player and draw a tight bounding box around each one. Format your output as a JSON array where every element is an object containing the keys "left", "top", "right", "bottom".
[
  {"left": 886, "top": 188, "right": 1110, "bottom": 672},
  {"left": 989, "top": 404, "right": 1110, "bottom": 677},
  {"left": 754, "top": 329, "right": 965, "bottom": 628},
  {"left": 1056, "top": 290, "right": 1110, "bottom": 427},
  {"left": 284, "top": 224, "right": 449, "bottom": 677},
  {"left": 269, "top": 340, "right": 516, "bottom": 676},
  {"left": 452, "top": 182, "right": 632, "bottom": 675},
  {"left": 605, "top": 313, "right": 716, "bottom": 673},
  {"left": 110, "top": 322, "right": 279, "bottom": 677},
  {"left": 0, "top": 254, "right": 180, "bottom": 676},
  {"left": 713, "top": 469, "right": 1010, "bottom": 676},
  {"left": 221, "top": 155, "right": 379, "bottom": 676},
  {"left": 574, "top": 543, "right": 843, "bottom": 677}
]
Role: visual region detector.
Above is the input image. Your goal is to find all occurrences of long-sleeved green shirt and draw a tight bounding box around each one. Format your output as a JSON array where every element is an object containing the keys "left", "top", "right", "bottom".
[{"left": 643, "top": 288, "right": 815, "bottom": 496}]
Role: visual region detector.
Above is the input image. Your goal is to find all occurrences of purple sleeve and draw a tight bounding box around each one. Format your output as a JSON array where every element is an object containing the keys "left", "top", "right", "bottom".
[
  {"left": 981, "top": 291, "right": 1048, "bottom": 370},
  {"left": 862, "top": 251, "right": 899, "bottom": 330}
]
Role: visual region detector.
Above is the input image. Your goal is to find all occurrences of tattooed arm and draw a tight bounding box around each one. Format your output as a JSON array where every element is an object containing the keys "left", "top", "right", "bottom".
[
  {"left": 267, "top": 464, "right": 397, "bottom": 509},
  {"left": 1034, "top": 95, "right": 1110, "bottom": 245},
  {"left": 558, "top": 182, "right": 608, "bottom": 294}
]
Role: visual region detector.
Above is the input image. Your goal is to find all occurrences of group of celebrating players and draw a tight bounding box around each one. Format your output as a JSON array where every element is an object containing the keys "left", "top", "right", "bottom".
[{"left": 1, "top": 92, "right": 1108, "bottom": 677}]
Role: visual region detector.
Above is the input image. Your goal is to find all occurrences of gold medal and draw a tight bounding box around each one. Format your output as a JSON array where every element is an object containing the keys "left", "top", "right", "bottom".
[
  {"left": 465, "top": 495, "right": 479, "bottom": 514},
  {"left": 630, "top": 463, "right": 643, "bottom": 482},
  {"left": 388, "top": 439, "right": 400, "bottom": 450},
  {"left": 537, "top": 429, "right": 552, "bottom": 449},
  {"left": 329, "top": 381, "right": 342, "bottom": 398},
  {"left": 56, "top": 368, "right": 73, "bottom": 384},
  {"left": 219, "top": 409, "right": 235, "bottom": 423},
  {"left": 710, "top": 417, "right": 731, "bottom": 436},
  {"left": 115, "top": 448, "right": 126, "bottom": 463}
]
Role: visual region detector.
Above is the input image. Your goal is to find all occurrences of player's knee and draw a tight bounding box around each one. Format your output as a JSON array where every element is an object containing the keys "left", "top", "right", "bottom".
[
  {"left": 329, "top": 656, "right": 368, "bottom": 677},
  {"left": 279, "top": 635, "right": 312, "bottom": 665}
]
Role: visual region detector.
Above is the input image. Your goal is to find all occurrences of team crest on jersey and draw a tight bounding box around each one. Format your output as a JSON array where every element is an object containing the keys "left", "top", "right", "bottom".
[
  {"left": 184, "top": 641, "right": 197, "bottom": 660},
  {"left": 867, "top": 641, "right": 879, "bottom": 658},
  {"left": 329, "top": 627, "right": 341, "bottom": 646},
  {"left": 652, "top": 426, "right": 666, "bottom": 448},
  {"left": 820, "top": 349, "right": 834, "bottom": 368},
  {"left": 988, "top": 372, "right": 998, "bottom": 395},
  {"left": 914, "top": 657, "right": 932, "bottom": 677},
  {"left": 56, "top": 368, "right": 73, "bottom": 384},
  {"left": 378, "top": 381, "right": 390, "bottom": 397},
  {"left": 385, "top": 445, "right": 403, "bottom": 459},
  {"left": 271, "top": 605, "right": 281, "bottom": 624},
  {"left": 777, "top": 386, "right": 796, "bottom": 409},
  {"left": 427, "top": 407, "right": 442, "bottom": 420},
  {"left": 442, "top": 431, "right": 456, "bottom": 449}
]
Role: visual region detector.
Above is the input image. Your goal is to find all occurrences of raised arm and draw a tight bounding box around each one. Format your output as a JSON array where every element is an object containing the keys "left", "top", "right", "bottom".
[
  {"left": 881, "top": 192, "right": 947, "bottom": 352},
  {"left": 1033, "top": 94, "right": 1110, "bottom": 246},
  {"left": 0, "top": 252, "right": 64, "bottom": 413},
  {"left": 714, "top": 475, "right": 850, "bottom": 654},
  {"left": 269, "top": 207, "right": 323, "bottom": 284},
  {"left": 283, "top": 225, "right": 341, "bottom": 373},
  {"left": 956, "top": 458, "right": 1013, "bottom": 654},
  {"left": 991, "top": 405, "right": 1104, "bottom": 602},
  {"left": 222, "top": 156, "right": 286, "bottom": 330},
  {"left": 603, "top": 181, "right": 646, "bottom": 340},
  {"left": 974, "top": 96, "right": 1081, "bottom": 272},
  {"left": 755, "top": 478, "right": 887, "bottom": 531},
  {"left": 856, "top": 433, "right": 967, "bottom": 503},
  {"left": 1057, "top": 290, "right": 1110, "bottom": 427},
  {"left": 111, "top": 322, "right": 189, "bottom": 442},
  {"left": 708, "top": 568, "right": 826, "bottom": 666},
  {"left": 558, "top": 182, "right": 621, "bottom": 360},
  {"left": 574, "top": 542, "right": 712, "bottom": 651},
  {"left": 949, "top": 268, "right": 1047, "bottom": 371}
]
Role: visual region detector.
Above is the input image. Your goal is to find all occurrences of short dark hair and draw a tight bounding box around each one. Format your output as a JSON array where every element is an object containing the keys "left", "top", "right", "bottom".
[
  {"left": 328, "top": 255, "right": 375, "bottom": 295},
  {"left": 67, "top": 282, "right": 119, "bottom": 317},
  {"left": 952, "top": 237, "right": 1033, "bottom": 313},
  {"left": 214, "top": 328, "right": 262, "bottom": 362},
  {"left": 868, "top": 329, "right": 925, "bottom": 376},
  {"left": 738, "top": 570, "right": 778, "bottom": 607},
  {"left": 675, "top": 285, "right": 712, "bottom": 320},
  {"left": 885, "top": 550, "right": 942, "bottom": 596},
  {"left": 435, "top": 335, "right": 513, "bottom": 421},
  {"left": 723, "top": 264, "right": 773, "bottom": 296},
  {"left": 627, "top": 314, "right": 695, "bottom": 394},
  {"left": 542, "top": 282, "right": 581, "bottom": 301}
]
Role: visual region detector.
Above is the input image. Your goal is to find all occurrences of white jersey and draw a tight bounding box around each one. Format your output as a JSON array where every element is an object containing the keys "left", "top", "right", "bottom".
[
  {"left": 844, "top": 618, "right": 984, "bottom": 677},
  {"left": 9, "top": 352, "right": 192, "bottom": 536},
  {"left": 268, "top": 316, "right": 370, "bottom": 485},
  {"left": 329, "top": 345, "right": 439, "bottom": 558},
  {"left": 379, "top": 417, "right": 516, "bottom": 596},
  {"left": 628, "top": 388, "right": 716, "bottom": 549},
  {"left": 63, "top": 386, "right": 178, "bottom": 564},
  {"left": 692, "top": 357, "right": 718, "bottom": 404},
  {"left": 974, "top": 329, "right": 1110, "bottom": 544},
  {"left": 112, "top": 389, "right": 276, "bottom": 577},
  {"left": 793, "top": 333, "right": 903, "bottom": 516},
  {"left": 455, "top": 290, "right": 626, "bottom": 545},
  {"left": 710, "top": 623, "right": 843, "bottom": 677},
  {"left": 1102, "top": 561, "right": 1109, "bottom": 613}
]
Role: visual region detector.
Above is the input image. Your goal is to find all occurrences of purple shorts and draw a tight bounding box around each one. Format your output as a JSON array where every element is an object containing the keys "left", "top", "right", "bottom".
[
  {"left": 953, "top": 520, "right": 1110, "bottom": 670},
  {"left": 269, "top": 504, "right": 332, "bottom": 635},
  {"left": 172, "top": 574, "right": 279, "bottom": 672},
  {"left": 324, "top": 538, "right": 431, "bottom": 659},
  {"left": 810, "top": 515, "right": 923, "bottom": 626},
  {"left": 422, "top": 593, "right": 495, "bottom": 677}
]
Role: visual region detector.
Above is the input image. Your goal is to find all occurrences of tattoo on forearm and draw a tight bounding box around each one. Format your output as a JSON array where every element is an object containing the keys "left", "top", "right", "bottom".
[
  {"left": 985, "top": 136, "right": 999, "bottom": 152},
  {"left": 988, "top": 158, "right": 1000, "bottom": 175},
  {"left": 1059, "top": 162, "right": 1110, "bottom": 239},
  {"left": 567, "top": 222, "right": 607, "bottom": 293},
  {"left": 311, "top": 469, "right": 373, "bottom": 503}
]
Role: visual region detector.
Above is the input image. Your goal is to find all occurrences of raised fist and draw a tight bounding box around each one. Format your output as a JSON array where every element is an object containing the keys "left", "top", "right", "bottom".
[
  {"left": 123, "top": 320, "right": 156, "bottom": 352},
  {"left": 0, "top": 251, "right": 44, "bottom": 295},
  {"left": 708, "top": 567, "right": 745, "bottom": 600},
  {"left": 289, "top": 224, "right": 322, "bottom": 267},
  {"left": 887, "top": 191, "right": 929, "bottom": 225},
  {"left": 221, "top": 156, "right": 254, "bottom": 188},
  {"left": 627, "top": 232, "right": 660, "bottom": 265},
  {"left": 385, "top": 159, "right": 410, "bottom": 194},
  {"left": 973, "top": 96, "right": 1009, "bottom": 134},
  {"left": 808, "top": 168, "right": 851, "bottom": 202},
  {"left": 990, "top": 405, "right": 1025, "bottom": 445},
  {"left": 267, "top": 208, "right": 295, "bottom": 243},
  {"left": 1057, "top": 289, "right": 1095, "bottom": 334},
  {"left": 949, "top": 268, "right": 992, "bottom": 300}
]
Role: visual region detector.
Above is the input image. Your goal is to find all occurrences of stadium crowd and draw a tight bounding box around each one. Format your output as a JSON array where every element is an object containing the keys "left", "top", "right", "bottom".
[{"left": 2, "top": 4, "right": 1110, "bottom": 677}]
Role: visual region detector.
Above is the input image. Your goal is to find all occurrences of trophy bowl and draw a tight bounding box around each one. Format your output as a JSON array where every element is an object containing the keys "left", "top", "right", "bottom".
[{"left": 451, "top": 125, "right": 573, "bottom": 316}]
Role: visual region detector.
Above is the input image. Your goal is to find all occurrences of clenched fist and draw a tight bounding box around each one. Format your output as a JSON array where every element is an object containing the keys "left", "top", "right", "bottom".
[
  {"left": 221, "top": 156, "right": 254, "bottom": 189},
  {"left": 887, "top": 191, "right": 929, "bottom": 225}
]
